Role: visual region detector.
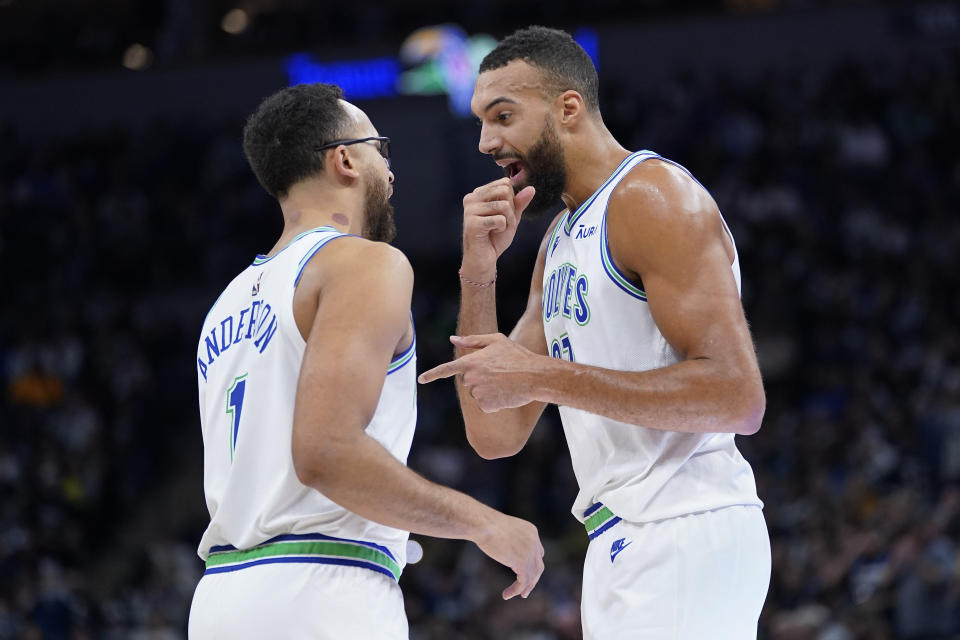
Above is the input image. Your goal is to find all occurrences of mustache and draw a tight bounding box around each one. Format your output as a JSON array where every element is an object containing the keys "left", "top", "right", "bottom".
[{"left": 492, "top": 152, "right": 523, "bottom": 163}]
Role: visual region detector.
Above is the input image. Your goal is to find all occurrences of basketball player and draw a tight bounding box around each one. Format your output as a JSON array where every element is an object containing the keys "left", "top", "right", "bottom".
[
  {"left": 418, "top": 27, "right": 771, "bottom": 639},
  {"left": 188, "top": 83, "right": 544, "bottom": 639}
]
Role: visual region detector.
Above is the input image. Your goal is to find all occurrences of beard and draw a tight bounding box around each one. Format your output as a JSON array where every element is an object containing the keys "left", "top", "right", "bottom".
[
  {"left": 361, "top": 171, "right": 396, "bottom": 243},
  {"left": 503, "top": 117, "right": 567, "bottom": 219}
]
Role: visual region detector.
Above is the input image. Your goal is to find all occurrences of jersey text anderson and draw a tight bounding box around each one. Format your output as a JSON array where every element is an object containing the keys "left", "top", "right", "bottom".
[{"left": 197, "top": 298, "right": 280, "bottom": 382}]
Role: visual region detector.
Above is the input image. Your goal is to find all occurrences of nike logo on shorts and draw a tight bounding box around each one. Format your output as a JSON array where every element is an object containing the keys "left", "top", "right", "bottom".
[{"left": 610, "top": 537, "right": 632, "bottom": 563}]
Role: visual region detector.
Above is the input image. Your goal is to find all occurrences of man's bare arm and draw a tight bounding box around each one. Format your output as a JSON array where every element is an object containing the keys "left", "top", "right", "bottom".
[
  {"left": 291, "top": 238, "right": 543, "bottom": 599},
  {"left": 443, "top": 180, "right": 558, "bottom": 459},
  {"left": 422, "top": 162, "right": 765, "bottom": 435},
  {"left": 453, "top": 223, "right": 556, "bottom": 459}
]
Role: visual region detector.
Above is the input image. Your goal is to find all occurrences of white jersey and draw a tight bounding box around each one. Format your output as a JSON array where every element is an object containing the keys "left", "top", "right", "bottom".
[
  {"left": 194, "top": 226, "right": 417, "bottom": 581},
  {"left": 541, "top": 150, "right": 762, "bottom": 526}
]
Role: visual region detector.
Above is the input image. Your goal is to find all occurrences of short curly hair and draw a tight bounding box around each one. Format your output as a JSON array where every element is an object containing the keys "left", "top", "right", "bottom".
[
  {"left": 242, "top": 83, "right": 350, "bottom": 199},
  {"left": 479, "top": 26, "right": 599, "bottom": 112}
]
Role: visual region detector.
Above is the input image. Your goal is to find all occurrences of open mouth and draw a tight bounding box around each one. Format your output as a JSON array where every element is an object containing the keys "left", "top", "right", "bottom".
[{"left": 501, "top": 158, "right": 527, "bottom": 186}]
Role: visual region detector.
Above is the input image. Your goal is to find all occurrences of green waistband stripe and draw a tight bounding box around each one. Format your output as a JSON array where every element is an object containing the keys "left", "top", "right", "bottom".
[
  {"left": 584, "top": 504, "right": 623, "bottom": 540},
  {"left": 584, "top": 506, "right": 616, "bottom": 533},
  {"left": 206, "top": 539, "right": 402, "bottom": 580}
]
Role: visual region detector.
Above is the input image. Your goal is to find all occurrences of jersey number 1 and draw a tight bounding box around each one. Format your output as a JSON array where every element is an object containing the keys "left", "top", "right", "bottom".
[{"left": 226, "top": 374, "right": 248, "bottom": 462}]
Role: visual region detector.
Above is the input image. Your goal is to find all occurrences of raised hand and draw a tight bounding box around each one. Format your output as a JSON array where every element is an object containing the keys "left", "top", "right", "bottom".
[{"left": 461, "top": 180, "right": 535, "bottom": 280}]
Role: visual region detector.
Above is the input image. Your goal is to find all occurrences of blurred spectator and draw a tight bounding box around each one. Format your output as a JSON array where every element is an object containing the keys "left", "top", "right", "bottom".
[{"left": 1, "top": 42, "right": 959, "bottom": 639}]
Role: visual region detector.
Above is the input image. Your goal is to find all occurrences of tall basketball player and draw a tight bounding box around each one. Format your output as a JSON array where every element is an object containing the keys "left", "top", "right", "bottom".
[
  {"left": 188, "top": 83, "right": 543, "bottom": 639},
  {"left": 419, "top": 27, "right": 771, "bottom": 639}
]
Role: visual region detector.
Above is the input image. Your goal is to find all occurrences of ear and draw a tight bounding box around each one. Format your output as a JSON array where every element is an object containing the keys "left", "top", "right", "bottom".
[
  {"left": 331, "top": 145, "right": 361, "bottom": 180},
  {"left": 557, "top": 90, "right": 586, "bottom": 127}
]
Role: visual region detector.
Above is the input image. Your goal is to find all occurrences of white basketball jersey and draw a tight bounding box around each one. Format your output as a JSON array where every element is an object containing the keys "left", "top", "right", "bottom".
[
  {"left": 195, "top": 227, "right": 417, "bottom": 572},
  {"left": 541, "top": 151, "right": 762, "bottom": 525}
]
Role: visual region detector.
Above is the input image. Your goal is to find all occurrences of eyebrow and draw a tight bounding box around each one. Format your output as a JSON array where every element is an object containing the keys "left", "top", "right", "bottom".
[{"left": 482, "top": 97, "right": 518, "bottom": 113}]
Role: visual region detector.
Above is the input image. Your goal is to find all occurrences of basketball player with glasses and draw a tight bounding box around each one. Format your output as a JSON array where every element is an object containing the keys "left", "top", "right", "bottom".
[{"left": 189, "top": 83, "right": 543, "bottom": 639}]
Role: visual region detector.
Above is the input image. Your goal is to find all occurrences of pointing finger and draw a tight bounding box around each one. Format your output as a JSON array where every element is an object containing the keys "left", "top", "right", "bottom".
[
  {"left": 417, "top": 360, "right": 466, "bottom": 384},
  {"left": 449, "top": 334, "right": 500, "bottom": 349}
]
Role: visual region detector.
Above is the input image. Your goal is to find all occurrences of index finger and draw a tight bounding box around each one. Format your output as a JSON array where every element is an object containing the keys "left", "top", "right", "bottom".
[
  {"left": 472, "top": 178, "right": 514, "bottom": 202},
  {"left": 417, "top": 359, "right": 466, "bottom": 384},
  {"left": 502, "top": 578, "right": 523, "bottom": 600}
]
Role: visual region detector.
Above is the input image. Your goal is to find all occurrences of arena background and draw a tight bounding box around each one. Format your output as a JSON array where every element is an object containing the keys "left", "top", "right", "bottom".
[{"left": 2, "top": 1, "right": 959, "bottom": 638}]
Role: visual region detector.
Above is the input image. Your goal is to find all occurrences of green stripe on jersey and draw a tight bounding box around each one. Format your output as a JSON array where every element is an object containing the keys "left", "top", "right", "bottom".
[
  {"left": 253, "top": 226, "right": 339, "bottom": 265},
  {"left": 583, "top": 506, "right": 618, "bottom": 534},
  {"left": 600, "top": 227, "right": 647, "bottom": 299},
  {"left": 388, "top": 343, "right": 416, "bottom": 373},
  {"left": 565, "top": 152, "right": 644, "bottom": 233},
  {"left": 206, "top": 539, "right": 402, "bottom": 580},
  {"left": 546, "top": 211, "right": 568, "bottom": 252}
]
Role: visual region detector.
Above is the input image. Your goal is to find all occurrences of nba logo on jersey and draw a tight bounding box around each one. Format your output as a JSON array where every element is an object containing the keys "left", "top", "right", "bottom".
[{"left": 251, "top": 273, "right": 263, "bottom": 297}]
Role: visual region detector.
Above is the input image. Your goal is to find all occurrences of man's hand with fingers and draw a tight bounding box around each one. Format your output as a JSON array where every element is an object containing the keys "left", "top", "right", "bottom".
[
  {"left": 418, "top": 334, "right": 545, "bottom": 413},
  {"left": 471, "top": 511, "right": 544, "bottom": 600},
  {"left": 461, "top": 179, "right": 535, "bottom": 280}
]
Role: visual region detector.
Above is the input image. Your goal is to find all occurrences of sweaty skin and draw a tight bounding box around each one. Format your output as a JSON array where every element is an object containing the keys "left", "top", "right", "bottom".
[
  {"left": 279, "top": 99, "right": 545, "bottom": 599},
  {"left": 289, "top": 238, "right": 543, "bottom": 599},
  {"left": 418, "top": 60, "right": 764, "bottom": 459}
]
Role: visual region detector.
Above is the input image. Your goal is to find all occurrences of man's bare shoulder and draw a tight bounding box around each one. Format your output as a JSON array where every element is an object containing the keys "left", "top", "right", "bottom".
[
  {"left": 605, "top": 158, "right": 730, "bottom": 278},
  {"left": 297, "top": 236, "right": 412, "bottom": 292},
  {"left": 608, "top": 158, "right": 719, "bottom": 229}
]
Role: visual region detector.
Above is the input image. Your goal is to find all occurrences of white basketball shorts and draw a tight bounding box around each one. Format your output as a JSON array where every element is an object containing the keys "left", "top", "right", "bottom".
[
  {"left": 188, "top": 561, "right": 408, "bottom": 639},
  {"left": 581, "top": 504, "right": 770, "bottom": 640}
]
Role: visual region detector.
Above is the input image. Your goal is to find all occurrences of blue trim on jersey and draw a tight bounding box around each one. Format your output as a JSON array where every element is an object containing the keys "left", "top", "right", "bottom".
[
  {"left": 588, "top": 516, "right": 622, "bottom": 540},
  {"left": 600, "top": 215, "right": 648, "bottom": 302},
  {"left": 596, "top": 152, "right": 654, "bottom": 302},
  {"left": 252, "top": 226, "right": 339, "bottom": 266},
  {"left": 387, "top": 336, "right": 416, "bottom": 375},
  {"left": 564, "top": 151, "right": 648, "bottom": 235},
  {"left": 583, "top": 502, "right": 603, "bottom": 517},
  {"left": 651, "top": 156, "right": 711, "bottom": 195},
  {"left": 209, "top": 531, "right": 398, "bottom": 562},
  {"left": 293, "top": 233, "right": 359, "bottom": 286},
  {"left": 203, "top": 555, "right": 397, "bottom": 580},
  {"left": 546, "top": 211, "right": 569, "bottom": 258}
]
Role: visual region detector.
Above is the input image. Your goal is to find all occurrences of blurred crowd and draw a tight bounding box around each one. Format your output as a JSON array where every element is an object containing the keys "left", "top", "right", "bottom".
[
  {"left": 1, "top": 43, "right": 959, "bottom": 639},
  {"left": 0, "top": 0, "right": 802, "bottom": 76}
]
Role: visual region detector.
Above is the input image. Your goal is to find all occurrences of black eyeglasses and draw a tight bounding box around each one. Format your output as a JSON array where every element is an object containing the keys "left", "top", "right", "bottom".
[{"left": 315, "top": 136, "right": 391, "bottom": 169}]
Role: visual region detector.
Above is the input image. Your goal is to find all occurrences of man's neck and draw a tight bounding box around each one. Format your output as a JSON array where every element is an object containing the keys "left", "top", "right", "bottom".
[
  {"left": 560, "top": 127, "right": 631, "bottom": 214},
  {"left": 268, "top": 182, "right": 364, "bottom": 256}
]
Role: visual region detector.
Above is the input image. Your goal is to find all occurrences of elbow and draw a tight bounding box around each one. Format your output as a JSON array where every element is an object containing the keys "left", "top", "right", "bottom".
[
  {"left": 293, "top": 449, "right": 324, "bottom": 488},
  {"left": 733, "top": 383, "right": 766, "bottom": 436},
  {"left": 465, "top": 428, "right": 522, "bottom": 461},
  {"left": 292, "top": 439, "right": 339, "bottom": 489},
  {"left": 469, "top": 438, "right": 518, "bottom": 461}
]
